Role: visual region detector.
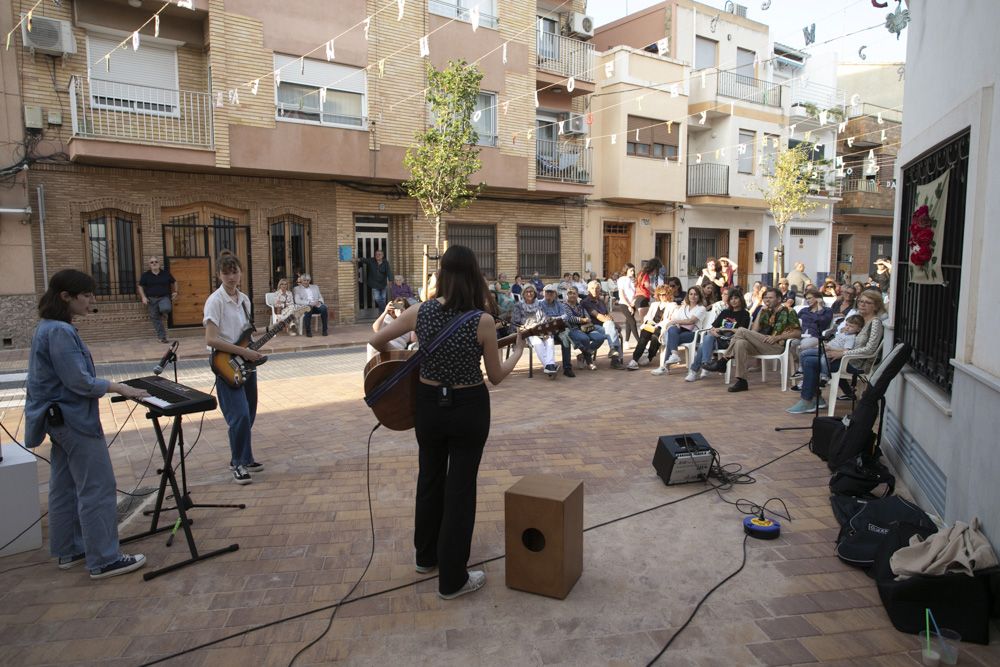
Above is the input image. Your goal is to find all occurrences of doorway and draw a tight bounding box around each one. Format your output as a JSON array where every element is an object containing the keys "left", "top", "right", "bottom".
[
  {"left": 356, "top": 215, "right": 390, "bottom": 321},
  {"left": 870, "top": 235, "right": 892, "bottom": 277},
  {"left": 654, "top": 232, "right": 672, "bottom": 277},
  {"left": 737, "top": 230, "right": 753, "bottom": 290},
  {"left": 603, "top": 222, "right": 632, "bottom": 277}
]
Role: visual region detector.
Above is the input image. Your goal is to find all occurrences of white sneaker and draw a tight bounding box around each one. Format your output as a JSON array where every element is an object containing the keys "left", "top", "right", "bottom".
[
  {"left": 439, "top": 570, "right": 486, "bottom": 600},
  {"left": 588, "top": 362, "right": 598, "bottom": 371},
  {"left": 651, "top": 367, "right": 667, "bottom": 376},
  {"left": 664, "top": 354, "right": 681, "bottom": 365},
  {"left": 627, "top": 359, "right": 639, "bottom": 370},
  {"left": 700, "top": 369, "right": 711, "bottom": 379},
  {"left": 684, "top": 370, "right": 698, "bottom": 382},
  {"left": 638, "top": 357, "right": 651, "bottom": 366}
]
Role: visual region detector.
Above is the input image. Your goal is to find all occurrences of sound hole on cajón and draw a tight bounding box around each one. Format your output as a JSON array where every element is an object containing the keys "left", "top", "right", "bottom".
[{"left": 521, "top": 528, "right": 546, "bottom": 552}]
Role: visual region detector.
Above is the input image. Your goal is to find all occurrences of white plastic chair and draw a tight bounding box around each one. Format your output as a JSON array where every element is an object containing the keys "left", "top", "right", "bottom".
[
  {"left": 824, "top": 348, "right": 881, "bottom": 416},
  {"left": 265, "top": 292, "right": 280, "bottom": 326},
  {"left": 726, "top": 338, "right": 795, "bottom": 391},
  {"left": 658, "top": 310, "right": 713, "bottom": 373}
]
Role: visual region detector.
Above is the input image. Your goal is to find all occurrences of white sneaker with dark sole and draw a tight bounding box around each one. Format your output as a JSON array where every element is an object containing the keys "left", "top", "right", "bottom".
[
  {"left": 664, "top": 354, "right": 681, "bottom": 365},
  {"left": 438, "top": 570, "right": 486, "bottom": 600},
  {"left": 90, "top": 553, "right": 146, "bottom": 580},
  {"left": 651, "top": 367, "right": 667, "bottom": 376},
  {"left": 232, "top": 465, "right": 252, "bottom": 485}
]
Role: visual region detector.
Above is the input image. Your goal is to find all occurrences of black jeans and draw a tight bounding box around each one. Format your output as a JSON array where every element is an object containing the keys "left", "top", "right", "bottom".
[
  {"left": 620, "top": 304, "right": 639, "bottom": 343},
  {"left": 632, "top": 326, "right": 662, "bottom": 362},
  {"left": 414, "top": 382, "right": 490, "bottom": 594}
]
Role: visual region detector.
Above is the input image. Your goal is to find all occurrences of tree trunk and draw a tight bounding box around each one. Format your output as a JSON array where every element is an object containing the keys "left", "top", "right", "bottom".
[
  {"left": 772, "top": 244, "right": 785, "bottom": 284},
  {"left": 434, "top": 214, "right": 442, "bottom": 258}
]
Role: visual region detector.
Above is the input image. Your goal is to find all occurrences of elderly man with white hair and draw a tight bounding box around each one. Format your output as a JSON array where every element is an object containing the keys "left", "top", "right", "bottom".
[
  {"left": 293, "top": 273, "right": 328, "bottom": 337},
  {"left": 580, "top": 280, "right": 623, "bottom": 369}
]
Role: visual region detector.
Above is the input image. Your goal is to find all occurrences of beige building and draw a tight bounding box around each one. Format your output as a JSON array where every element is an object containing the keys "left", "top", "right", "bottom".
[
  {"left": 2, "top": 0, "right": 597, "bottom": 343},
  {"left": 585, "top": 46, "right": 687, "bottom": 278}
]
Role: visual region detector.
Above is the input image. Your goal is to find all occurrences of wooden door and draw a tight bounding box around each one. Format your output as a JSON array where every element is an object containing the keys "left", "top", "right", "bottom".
[
  {"left": 603, "top": 222, "right": 632, "bottom": 277},
  {"left": 168, "top": 257, "right": 212, "bottom": 326},
  {"left": 737, "top": 230, "right": 753, "bottom": 291}
]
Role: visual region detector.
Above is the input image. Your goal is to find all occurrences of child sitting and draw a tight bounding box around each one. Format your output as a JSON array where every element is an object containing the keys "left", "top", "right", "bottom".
[{"left": 826, "top": 314, "right": 864, "bottom": 352}]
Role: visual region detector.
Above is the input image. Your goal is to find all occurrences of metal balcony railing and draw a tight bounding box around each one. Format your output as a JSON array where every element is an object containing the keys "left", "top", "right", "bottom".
[
  {"left": 842, "top": 178, "right": 882, "bottom": 193},
  {"left": 789, "top": 79, "right": 845, "bottom": 111},
  {"left": 717, "top": 71, "right": 782, "bottom": 107},
  {"left": 536, "top": 31, "right": 595, "bottom": 82},
  {"left": 69, "top": 77, "right": 214, "bottom": 148},
  {"left": 536, "top": 139, "right": 592, "bottom": 184},
  {"left": 687, "top": 163, "right": 729, "bottom": 196}
]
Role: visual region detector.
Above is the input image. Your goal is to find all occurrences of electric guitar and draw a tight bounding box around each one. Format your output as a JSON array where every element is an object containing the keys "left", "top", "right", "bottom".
[
  {"left": 363, "top": 318, "right": 566, "bottom": 431},
  {"left": 210, "top": 305, "right": 310, "bottom": 388}
]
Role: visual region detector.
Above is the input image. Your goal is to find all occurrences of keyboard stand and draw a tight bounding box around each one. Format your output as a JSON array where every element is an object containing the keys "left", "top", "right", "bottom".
[{"left": 121, "top": 411, "right": 240, "bottom": 581}]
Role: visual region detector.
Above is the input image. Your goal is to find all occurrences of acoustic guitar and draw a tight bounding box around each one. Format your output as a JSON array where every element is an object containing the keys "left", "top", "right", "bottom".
[
  {"left": 363, "top": 318, "right": 566, "bottom": 431},
  {"left": 210, "top": 305, "right": 309, "bottom": 388}
]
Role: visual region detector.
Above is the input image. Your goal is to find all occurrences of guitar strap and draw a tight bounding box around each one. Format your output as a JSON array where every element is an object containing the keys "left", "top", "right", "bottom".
[
  {"left": 241, "top": 301, "right": 257, "bottom": 334},
  {"left": 364, "top": 309, "right": 482, "bottom": 408}
]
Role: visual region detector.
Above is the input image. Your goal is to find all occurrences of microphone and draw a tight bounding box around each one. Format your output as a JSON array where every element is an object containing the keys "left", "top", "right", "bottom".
[{"left": 153, "top": 340, "right": 179, "bottom": 375}]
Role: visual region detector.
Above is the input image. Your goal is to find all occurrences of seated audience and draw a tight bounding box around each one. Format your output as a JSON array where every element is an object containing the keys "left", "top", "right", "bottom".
[
  {"left": 745, "top": 280, "right": 765, "bottom": 320},
  {"left": 776, "top": 277, "right": 797, "bottom": 309},
  {"left": 273, "top": 278, "right": 299, "bottom": 335},
  {"left": 511, "top": 274, "right": 525, "bottom": 298},
  {"left": 831, "top": 284, "right": 856, "bottom": 319},
  {"left": 581, "top": 280, "right": 623, "bottom": 368},
  {"left": 666, "top": 276, "right": 685, "bottom": 304},
  {"left": 627, "top": 285, "right": 676, "bottom": 370},
  {"left": 511, "top": 284, "right": 557, "bottom": 377},
  {"left": 539, "top": 284, "right": 574, "bottom": 377},
  {"left": 685, "top": 289, "right": 750, "bottom": 382},
  {"left": 786, "top": 290, "right": 885, "bottom": 413},
  {"left": 707, "top": 287, "right": 801, "bottom": 392},
  {"left": 652, "top": 287, "right": 707, "bottom": 376},
  {"left": 563, "top": 288, "right": 605, "bottom": 371},
  {"left": 571, "top": 272, "right": 588, "bottom": 295},
  {"left": 293, "top": 273, "right": 328, "bottom": 337},
  {"left": 821, "top": 278, "right": 839, "bottom": 298},
  {"left": 366, "top": 299, "right": 415, "bottom": 360},
  {"left": 530, "top": 272, "right": 545, "bottom": 293},
  {"left": 389, "top": 274, "right": 417, "bottom": 304}
]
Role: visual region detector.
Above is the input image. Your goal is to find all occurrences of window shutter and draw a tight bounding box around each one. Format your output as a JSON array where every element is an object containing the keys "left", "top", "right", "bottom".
[{"left": 87, "top": 33, "right": 179, "bottom": 112}]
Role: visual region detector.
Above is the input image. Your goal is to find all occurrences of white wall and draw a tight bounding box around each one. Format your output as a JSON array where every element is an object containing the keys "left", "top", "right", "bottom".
[{"left": 885, "top": 0, "right": 1000, "bottom": 545}]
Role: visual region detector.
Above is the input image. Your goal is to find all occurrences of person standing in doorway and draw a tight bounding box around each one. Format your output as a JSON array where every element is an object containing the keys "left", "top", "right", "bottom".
[
  {"left": 137, "top": 256, "right": 177, "bottom": 343},
  {"left": 360, "top": 249, "right": 393, "bottom": 311}
]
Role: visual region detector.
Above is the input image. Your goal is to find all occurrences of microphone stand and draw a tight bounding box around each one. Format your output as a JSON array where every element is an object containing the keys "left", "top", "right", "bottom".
[
  {"left": 774, "top": 329, "right": 831, "bottom": 433},
  {"left": 146, "top": 348, "right": 245, "bottom": 522}
]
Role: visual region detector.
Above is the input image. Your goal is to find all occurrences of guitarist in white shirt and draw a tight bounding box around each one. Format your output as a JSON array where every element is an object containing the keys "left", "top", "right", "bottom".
[{"left": 203, "top": 251, "right": 263, "bottom": 485}]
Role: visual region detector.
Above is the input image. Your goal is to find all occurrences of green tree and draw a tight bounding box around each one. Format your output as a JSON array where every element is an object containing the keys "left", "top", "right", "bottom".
[
  {"left": 403, "top": 60, "right": 486, "bottom": 256},
  {"left": 756, "top": 144, "right": 821, "bottom": 282}
]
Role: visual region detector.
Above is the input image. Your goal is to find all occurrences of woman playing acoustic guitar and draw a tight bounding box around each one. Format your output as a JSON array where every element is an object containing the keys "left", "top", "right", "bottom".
[
  {"left": 204, "top": 251, "right": 264, "bottom": 485},
  {"left": 368, "top": 245, "right": 525, "bottom": 599}
]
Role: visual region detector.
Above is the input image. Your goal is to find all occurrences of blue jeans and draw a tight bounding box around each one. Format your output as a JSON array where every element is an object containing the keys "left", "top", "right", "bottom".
[
  {"left": 371, "top": 288, "right": 388, "bottom": 310},
  {"left": 691, "top": 334, "right": 720, "bottom": 371},
  {"left": 303, "top": 304, "right": 329, "bottom": 335},
  {"left": 799, "top": 348, "right": 862, "bottom": 401},
  {"left": 568, "top": 328, "right": 606, "bottom": 353},
  {"left": 601, "top": 321, "right": 622, "bottom": 357},
  {"left": 664, "top": 326, "right": 695, "bottom": 356},
  {"left": 216, "top": 373, "right": 258, "bottom": 467},
  {"left": 47, "top": 424, "right": 121, "bottom": 571},
  {"left": 147, "top": 296, "right": 172, "bottom": 340}
]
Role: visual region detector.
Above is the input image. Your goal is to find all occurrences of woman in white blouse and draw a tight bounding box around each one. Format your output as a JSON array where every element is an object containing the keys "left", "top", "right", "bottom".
[
  {"left": 653, "top": 287, "right": 707, "bottom": 374},
  {"left": 617, "top": 263, "right": 639, "bottom": 348}
]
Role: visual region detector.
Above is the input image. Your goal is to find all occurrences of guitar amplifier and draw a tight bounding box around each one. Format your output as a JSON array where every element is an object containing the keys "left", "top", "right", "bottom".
[{"left": 652, "top": 433, "right": 714, "bottom": 485}]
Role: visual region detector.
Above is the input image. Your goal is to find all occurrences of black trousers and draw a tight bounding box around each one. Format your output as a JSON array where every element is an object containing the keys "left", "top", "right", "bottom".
[
  {"left": 414, "top": 382, "right": 490, "bottom": 594},
  {"left": 632, "top": 326, "right": 662, "bottom": 362},
  {"left": 620, "top": 304, "right": 639, "bottom": 342}
]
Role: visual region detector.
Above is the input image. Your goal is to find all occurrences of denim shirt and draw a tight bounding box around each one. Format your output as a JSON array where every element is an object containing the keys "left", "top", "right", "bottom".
[
  {"left": 24, "top": 319, "right": 109, "bottom": 448},
  {"left": 538, "top": 299, "right": 568, "bottom": 321}
]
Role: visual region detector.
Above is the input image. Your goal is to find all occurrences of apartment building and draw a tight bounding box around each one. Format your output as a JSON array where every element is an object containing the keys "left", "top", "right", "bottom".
[
  {"left": 585, "top": 45, "right": 687, "bottom": 278},
  {"left": 831, "top": 62, "right": 903, "bottom": 283},
  {"left": 2, "top": 0, "right": 596, "bottom": 343},
  {"left": 593, "top": 0, "right": 842, "bottom": 289}
]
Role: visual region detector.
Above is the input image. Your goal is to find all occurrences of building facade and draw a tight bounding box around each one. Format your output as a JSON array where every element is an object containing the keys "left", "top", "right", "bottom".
[{"left": 3, "top": 0, "right": 595, "bottom": 343}]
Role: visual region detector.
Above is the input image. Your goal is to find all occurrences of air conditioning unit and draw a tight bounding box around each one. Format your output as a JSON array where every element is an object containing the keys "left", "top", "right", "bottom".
[
  {"left": 21, "top": 16, "right": 77, "bottom": 58},
  {"left": 563, "top": 113, "right": 588, "bottom": 135},
  {"left": 568, "top": 12, "right": 595, "bottom": 39}
]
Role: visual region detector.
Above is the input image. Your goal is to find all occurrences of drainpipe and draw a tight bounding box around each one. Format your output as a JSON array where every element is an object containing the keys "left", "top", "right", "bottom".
[
  {"left": 0, "top": 207, "right": 31, "bottom": 214},
  {"left": 37, "top": 184, "right": 48, "bottom": 284}
]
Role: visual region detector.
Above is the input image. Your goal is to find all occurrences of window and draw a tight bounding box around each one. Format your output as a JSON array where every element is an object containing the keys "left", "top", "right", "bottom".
[
  {"left": 87, "top": 33, "right": 179, "bottom": 116},
  {"left": 735, "top": 48, "right": 756, "bottom": 79},
  {"left": 274, "top": 54, "right": 366, "bottom": 128},
  {"left": 626, "top": 116, "right": 680, "bottom": 160},
  {"left": 83, "top": 209, "right": 140, "bottom": 300},
  {"left": 738, "top": 129, "right": 755, "bottom": 174},
  {"left": 538, "top": 16, "right": 559, "bottom": 61},
  {"left": 429, "top": 0, "right": 499, "bottom": 29},
  {"left": 447, "top": 223, "right": 496, "bottom": 278},
  {"left": 518, "top": 226, "right": 560, "bottom": 277},
  {"left": 472, "top": 92, "right": 497, "bottom": 147},
  {"left": 269, "top": 215, "right": 311, "bottom": 290},
  {"left": 695, "top": 36, "right": 717, "bottom": 71},
  {"left": 893, "top": 130, "right": 968, "bottom": 394},
  {"left": 687, "top": 228, "right": 727, "bottom": 277},
  {"left": 762, "top": 133, "right": 779, "bottom": 176}
]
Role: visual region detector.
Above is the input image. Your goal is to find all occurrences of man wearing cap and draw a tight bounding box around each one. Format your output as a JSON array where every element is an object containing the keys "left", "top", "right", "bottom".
[
  {"left": 540, "top": 284, "right": 575, "bottom": 377},
  {"left": 581, "top": 280, "right": 623, "bottom": 368}
]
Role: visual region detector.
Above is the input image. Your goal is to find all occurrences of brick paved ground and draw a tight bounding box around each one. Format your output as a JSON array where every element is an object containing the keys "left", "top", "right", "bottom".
[{"left": 1, "top": 329, "right": 998, "bottom": 666}]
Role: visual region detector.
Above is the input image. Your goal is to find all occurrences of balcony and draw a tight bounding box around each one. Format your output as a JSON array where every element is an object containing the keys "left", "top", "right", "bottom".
[
  {"left": 716, "top": 71, "right": 782, "bottom": 108},
  {"left": 536, "top": 139, "right": 591, "bottom": 184},
  {"left": 69, "top": 77, "right": 214, "bottom": 149},
  {"left": 687, "top": 163, "right": 729, "bottom": 197},
  {"left": 838, "top": 178, "right": 895, "bottom": 213},
  {"left": 537, "top": 31, "right": 595, "bottom": 83}
]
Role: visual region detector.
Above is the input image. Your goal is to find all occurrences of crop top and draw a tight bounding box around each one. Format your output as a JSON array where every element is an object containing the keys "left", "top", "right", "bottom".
[{"left": 415, "top": 299, "right": 484, "bottom": 386}]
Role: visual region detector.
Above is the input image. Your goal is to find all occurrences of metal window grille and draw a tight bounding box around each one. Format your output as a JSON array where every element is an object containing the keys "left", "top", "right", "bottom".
[
  {"left": 518, "top": 226, "right": 560, "bottom": 277},
  {"left": 269, "top": 215, "right": 311, "bottom": 289},
  {"left": 687, "top": 229, "right": 719, "bottom": 277},
  {"left": 84, "top": 210, "right": 139, "bottom": 300},
  {"left": 447, "top": 223, "right": 496, "bottom": 278},
  {"left": 893, "top": 129, "right": 968, "bottom": 394}
]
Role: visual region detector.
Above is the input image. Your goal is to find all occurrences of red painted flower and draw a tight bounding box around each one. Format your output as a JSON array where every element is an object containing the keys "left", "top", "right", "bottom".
[{"left": 908, "top": 204, "right": 935, "bottom": 267}]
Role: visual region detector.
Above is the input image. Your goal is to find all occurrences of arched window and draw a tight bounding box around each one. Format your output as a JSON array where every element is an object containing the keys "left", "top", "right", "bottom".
[
  {"left": 82, "top": 209, "right": 141, "bottom": 299},
  {"left": 268, "top": 214, "right": 311, "bottom": 289}
]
